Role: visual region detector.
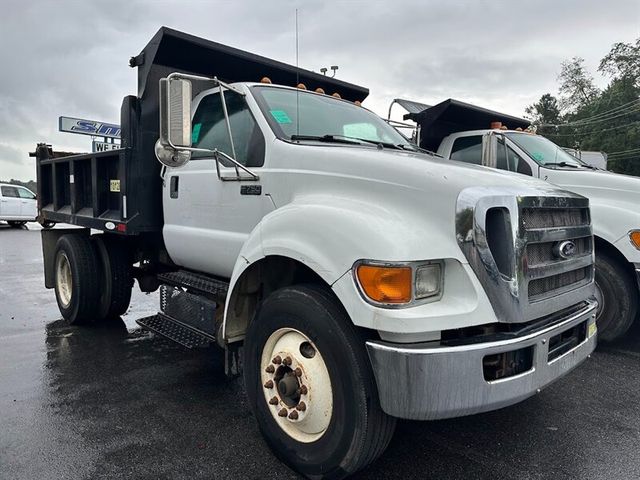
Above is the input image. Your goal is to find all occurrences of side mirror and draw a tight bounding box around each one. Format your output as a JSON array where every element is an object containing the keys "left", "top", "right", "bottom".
[
  {"left": 157, "top": 78, "right": 192, "bottom": 167},
  {"left": 481, "top": 132, "right": 498, "bottom": 168}
]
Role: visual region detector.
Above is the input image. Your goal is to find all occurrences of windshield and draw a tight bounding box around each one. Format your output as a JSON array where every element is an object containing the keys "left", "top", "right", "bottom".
[
  {"left": 251, "top": 86, "right": 413, "bottom": 147},
  {"left": 505, "top": 133, "right": 586, "bottom": 168}
]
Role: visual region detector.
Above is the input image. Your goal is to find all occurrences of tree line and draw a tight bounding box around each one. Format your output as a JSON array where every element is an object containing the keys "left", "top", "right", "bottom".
[{"left": 525, "top": 38, "right": 639, "bottom": 176}]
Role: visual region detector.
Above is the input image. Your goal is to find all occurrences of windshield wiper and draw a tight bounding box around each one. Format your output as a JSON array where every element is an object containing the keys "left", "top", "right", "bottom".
[
  {"left": 290, "top": 134, "right": 364, "bottom": 145},
  {"left": 544, "top": 162, "right": 580, "bottom": 168}
]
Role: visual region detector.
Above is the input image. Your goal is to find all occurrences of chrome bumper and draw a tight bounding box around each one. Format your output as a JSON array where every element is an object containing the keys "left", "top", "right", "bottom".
[{"left": 366, "top": 301, "right": 597, "bottom": 420}]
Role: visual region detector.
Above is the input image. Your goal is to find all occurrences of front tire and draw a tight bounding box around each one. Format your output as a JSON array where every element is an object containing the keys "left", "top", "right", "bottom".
[
  {"left": 54, "top": 234, "right": 101, "bottom": 324},
  {"left": 595, "top": 252, "right": 638, "bottom": 342},
  {"left": 244, "top": 285, "right": 396, "bottom": 479},
  {"left": 42, "top": 221, "right": 56, "bottom": 229}
]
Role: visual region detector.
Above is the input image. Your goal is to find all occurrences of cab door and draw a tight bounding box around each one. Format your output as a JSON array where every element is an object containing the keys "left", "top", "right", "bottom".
[
  {"left": 17, "top": 187, "right": 37, "bottom": 219},
  {"left": 0, "top": 186, "right": 22, "bottom": 218},
  {"left": 162, "top": 89, "right": 272, "bottom": 278}
]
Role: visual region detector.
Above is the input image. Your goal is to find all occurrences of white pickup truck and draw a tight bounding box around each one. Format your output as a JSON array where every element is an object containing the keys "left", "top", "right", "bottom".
[
  {"left": 397, "top": 98, "right": 639, "bottom": 342},
  {"left": 0, "top": 183, "right": 37, "bottom": 227},
  {"left": 35, "top": 29, "right": 598, "bottom": 479}
]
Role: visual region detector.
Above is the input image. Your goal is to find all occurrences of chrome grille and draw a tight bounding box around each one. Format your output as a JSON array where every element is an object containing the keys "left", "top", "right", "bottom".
[
  {"left": 526, "top": 236, "right": 592, "bottom": 265},
  {"left": 521, "top": 207, "right": 589, "bottom": 228},
  {"left": 529, "top": 267, "right": 590, "bottom": 299},
  {"left": 522, "top": 206, "right": 593, "bottom": 302},
  {"left": 456, "top": 187, "right": 594, "bottom": 324}
]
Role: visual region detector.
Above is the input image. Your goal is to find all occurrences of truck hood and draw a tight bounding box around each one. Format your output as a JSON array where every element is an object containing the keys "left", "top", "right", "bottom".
[
  {"left": 541, "top": 167, "right": 640, "bottom": 248},
  {"left": 542, "top": 167, "right": 640, "bottom": 212}
]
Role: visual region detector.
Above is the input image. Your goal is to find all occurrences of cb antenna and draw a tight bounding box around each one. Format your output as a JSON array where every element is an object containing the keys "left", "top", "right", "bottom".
[{"left": 295, "top": 8, "right": 300, "bottom": 136}]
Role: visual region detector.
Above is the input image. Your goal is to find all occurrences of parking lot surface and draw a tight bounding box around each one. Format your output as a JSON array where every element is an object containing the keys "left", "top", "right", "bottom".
[{"left": 1, "top": 224, "right": 639, "bottom": 479}]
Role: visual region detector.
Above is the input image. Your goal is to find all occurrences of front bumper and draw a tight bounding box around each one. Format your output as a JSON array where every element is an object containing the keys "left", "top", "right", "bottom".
[{"left": 366, "top": 301, "right": 597, "bottom": 420}]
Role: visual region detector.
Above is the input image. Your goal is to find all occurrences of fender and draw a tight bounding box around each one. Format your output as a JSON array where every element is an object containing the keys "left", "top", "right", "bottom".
[
  {"left": 222, "top": 194, "right": 464, "bottom": 340},
  {"left": 590, "top": 201, "right": 640, "bottom": 264}
]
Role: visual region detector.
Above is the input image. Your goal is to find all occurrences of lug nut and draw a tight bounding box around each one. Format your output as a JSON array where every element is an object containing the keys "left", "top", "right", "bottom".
[
  {"left": 283, "top": 356, "right": 292, "bottom": 366},
  {"left": 272, "top": 355, "right": 282, "bottom": 365},
  {"left": 264, "top": 380, "right": 274, "bottom": 389},
  {"left": 288, "top": 410, "right": 299, "bottom": 420},
  {"left": 278, "top": 408, "right": 288, "bottom": 417},
  {"left": 265, "top": 365, "right": 275, "bottom": 374},
  {"left": 294, "top": 367, "right": 302, "bottom": 377},
  {"left": 298, "top": 385, "right": 308, "bottom": 395},
  {"left": 296, "top": 401, "right": 307, "bottom": 412},
  {"left": 269, "top": 396, "right": 279, "bottom": 405}
]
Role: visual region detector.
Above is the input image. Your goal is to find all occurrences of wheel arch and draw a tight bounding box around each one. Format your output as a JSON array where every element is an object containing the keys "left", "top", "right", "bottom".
[
  {"left": 594, "top": 234, "right": 636, "bottom": 280},
  {"left": 223, "top": 254, "right": 335, "bottom": 343}
]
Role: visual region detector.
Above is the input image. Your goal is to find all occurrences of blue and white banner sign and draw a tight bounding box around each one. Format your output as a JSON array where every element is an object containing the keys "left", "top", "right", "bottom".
[{"left": 58, "top": 116, "right": 121, "bottom": 139}]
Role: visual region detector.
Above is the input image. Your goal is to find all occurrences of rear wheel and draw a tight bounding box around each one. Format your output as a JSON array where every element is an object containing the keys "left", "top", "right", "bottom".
[
  {"left": 92, "top": 235, "right": 134, "bottom": 320},
  {"left": 42, "top": 221, "right": 56, "bottom": 229},
  {"left": 595, "top": 252, "right": 638, "bottom": 342},
  {"left": 8, "top": 221, "right": 26, "bottom": 228},
  {"left": 54, "top": 234, "right": 101, "bottom": 324},
  {"left": 244, "top": 284, "right": 396, "bottom": 479}
]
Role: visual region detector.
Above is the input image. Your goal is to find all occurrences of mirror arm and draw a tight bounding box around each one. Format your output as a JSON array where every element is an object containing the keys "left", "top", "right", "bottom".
[
  {"left": 218, "top": 84, "right": 239, "bottom": 178},
  {"left": 214, "top": 149, "right": 260, "bottom": 181}
]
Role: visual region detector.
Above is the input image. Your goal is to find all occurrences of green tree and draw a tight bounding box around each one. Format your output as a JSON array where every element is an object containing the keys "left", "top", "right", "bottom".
[
  {"left": 598, "top": 38, "right": 640, "bottom": 86},
  {"left": 525, "top": 93, "right": 561, "bottom": 125},
  {"left": 557, "top": 57, "right": 600, "bottom": 113}
]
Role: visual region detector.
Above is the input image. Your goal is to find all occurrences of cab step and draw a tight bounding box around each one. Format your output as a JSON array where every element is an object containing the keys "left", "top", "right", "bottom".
[
  {"left": 136, "top": 313, "right": 215, "bottom": 349},
  {"left": 158, "top": 270, "right": 229, "bottom": 300}
]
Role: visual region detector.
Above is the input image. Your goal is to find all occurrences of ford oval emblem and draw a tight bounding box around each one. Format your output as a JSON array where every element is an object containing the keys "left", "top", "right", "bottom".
[{"left": 554, "top": 240, "right": 576, "bottom": 259}]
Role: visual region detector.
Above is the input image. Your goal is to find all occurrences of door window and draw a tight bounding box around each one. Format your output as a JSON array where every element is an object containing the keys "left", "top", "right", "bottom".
[
  {"left": 450, "top": 136, "right": 482, "bottom": 165},
  {"left": 494, "top": 143, "right": 533, "bottom": 176},
  {"left": 17, "top": 188, "right": 35, "bottom": 199},
  {"left": 1, "top": 186, "right": 19, "bottom": 198},
  {"left": 191, "top": 92, "right": 265, "bottom": 167}
]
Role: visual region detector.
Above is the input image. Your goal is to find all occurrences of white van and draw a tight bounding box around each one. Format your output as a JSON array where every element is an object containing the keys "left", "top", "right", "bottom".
[{"left": 0, "top": 183, "right": 38, "bottom": 227}]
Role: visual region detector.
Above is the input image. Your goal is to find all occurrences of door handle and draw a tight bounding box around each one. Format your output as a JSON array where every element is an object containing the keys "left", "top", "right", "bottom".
[{"left": 170, "top": 176, "right": 179, "bottom": 199}]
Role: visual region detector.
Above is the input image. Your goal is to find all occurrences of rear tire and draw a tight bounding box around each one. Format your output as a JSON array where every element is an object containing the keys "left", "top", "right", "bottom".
[
  {"left": 8, "top": 221, "right": 26, "bottom": 228},
  {"left": 54, "top": 234, "right": 101, "bottom": 324},
  {"left": 244, "top": 284, "right": 396, "bottom": 479},
  {"left": 595, "top": 252, "right": 638, "bottom": 342},
  {"left": 92, "top": 235, "right": 134, "bottom": 320},
  {"left": 42, "top": 221, "right": 56, "bottom": 229}
]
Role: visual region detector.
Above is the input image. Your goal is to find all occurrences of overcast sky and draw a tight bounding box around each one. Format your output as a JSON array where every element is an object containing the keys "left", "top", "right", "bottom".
[{"left": 0, "top": 0, "right": 638, "bottom": 180}]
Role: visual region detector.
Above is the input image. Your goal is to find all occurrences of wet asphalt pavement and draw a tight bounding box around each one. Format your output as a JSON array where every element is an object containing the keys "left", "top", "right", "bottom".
[{"left": 1, "top": 224, "right": 640, "bottom": 480}]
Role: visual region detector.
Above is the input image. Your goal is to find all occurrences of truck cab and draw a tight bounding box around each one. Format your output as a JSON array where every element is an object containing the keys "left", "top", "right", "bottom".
[
  {"left": 408, "top": 98, "right": 640, "bottom": 342},
  {"left": 34, "top": 29, "right": 598, "bottom": 479}
]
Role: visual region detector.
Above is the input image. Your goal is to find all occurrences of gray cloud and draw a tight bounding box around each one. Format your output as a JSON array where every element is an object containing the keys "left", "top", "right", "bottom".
[{"left": 0, "top": 0, "right": 638, "bottom": 179}]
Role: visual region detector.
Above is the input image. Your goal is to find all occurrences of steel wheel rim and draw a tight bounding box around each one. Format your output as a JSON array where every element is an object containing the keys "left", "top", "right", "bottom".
[
  {"left": 260, "top": 327, "right": 333, "bottom": 443},
  {"left": 594, "top": 281, "right": 605, "bottom": 319},
  {"left": 56, "top": 252, "right": 73, "bottom": 308}
]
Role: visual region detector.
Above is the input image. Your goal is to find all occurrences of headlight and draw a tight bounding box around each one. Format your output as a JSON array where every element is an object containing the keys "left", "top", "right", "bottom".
[
  {"left": 354, "top": 260, "right": 443, "bottom": 307},
  {"left": 415, "top": 263, "right": 442, "bottom": 299},
  {"left": 630, "top": 230, "right": 640, "bottom": 250}
]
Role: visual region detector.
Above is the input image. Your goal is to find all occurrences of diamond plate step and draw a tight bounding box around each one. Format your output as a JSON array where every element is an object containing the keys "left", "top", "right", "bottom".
[
  {"left": 158, "top": 270, "right": 229, "bottom": 300},
  {"left": 136, "top": 313, "right": 214, "bottom": 349}
]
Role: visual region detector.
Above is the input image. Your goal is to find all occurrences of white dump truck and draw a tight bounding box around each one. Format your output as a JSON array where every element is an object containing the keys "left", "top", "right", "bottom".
[
  {"left": 35, "top": 29, "right": 598, "bottom": 479},
  {"left": 393, "top": 97, "right": 640, "bottom": 342}
]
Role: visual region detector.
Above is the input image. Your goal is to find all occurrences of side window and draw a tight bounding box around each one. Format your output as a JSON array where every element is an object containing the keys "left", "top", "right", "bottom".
[
  {"left": 1, "top": 186, "right": 19, "bottom": 198},
  {"left": 496, "top": 138, "right": 508, "bottom": 170},
  {"left": 17, "top": 188, "right": 36, "bottom": 199},
  {"left": 450, "top": 136, "right": 482, "bottom": 165},
  {"left": 191, "top": 92, "right": 265, "bottom": 167},
  {"left": 507, "top": 146, "right": 533, "bottom": 176}
]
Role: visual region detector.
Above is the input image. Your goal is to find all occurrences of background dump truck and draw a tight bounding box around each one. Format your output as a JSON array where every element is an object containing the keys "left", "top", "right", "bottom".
[
  {"left": 395, "top": 97, "right": 639, "bottom": 342},
  {"left": 36, "top": 28, "right": 597, "bottom": 479}
]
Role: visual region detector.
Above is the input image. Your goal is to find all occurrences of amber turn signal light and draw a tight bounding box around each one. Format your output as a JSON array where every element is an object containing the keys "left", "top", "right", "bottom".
[
  {"left": 630, "top": 230, "right": 640, "bottom": 250},
  {"left": 356, "top": 265, "right": 412, "bottom": 304}
]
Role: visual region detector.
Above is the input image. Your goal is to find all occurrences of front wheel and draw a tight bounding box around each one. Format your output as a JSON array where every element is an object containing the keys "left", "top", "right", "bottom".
[
  {"left": 595, "top": 252, "right": 638, "bottom": 342},
  {"left": 244, "top": 285, "right": 396, "bottom": 479}
]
